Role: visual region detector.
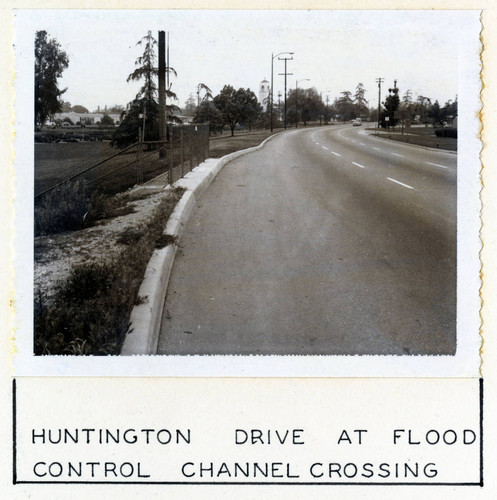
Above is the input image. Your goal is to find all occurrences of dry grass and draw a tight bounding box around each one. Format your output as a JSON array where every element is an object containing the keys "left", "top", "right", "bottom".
[{"left": 34, "top": 187, "right": 185, "bottom": 355}]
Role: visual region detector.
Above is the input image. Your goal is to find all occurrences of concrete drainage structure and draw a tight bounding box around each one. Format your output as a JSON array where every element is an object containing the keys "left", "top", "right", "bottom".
[{"left": 120, "top": 134, "right": 280, "bottom": 355}]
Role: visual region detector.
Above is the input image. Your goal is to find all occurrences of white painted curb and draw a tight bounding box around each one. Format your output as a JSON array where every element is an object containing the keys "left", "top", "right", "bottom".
[{"left": 120, "top": 132, "right": 282, "bottom": 355}]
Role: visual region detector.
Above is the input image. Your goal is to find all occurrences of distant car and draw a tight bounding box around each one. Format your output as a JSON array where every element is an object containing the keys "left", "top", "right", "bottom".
[{"left": 352, "top": 120, "right": 362, "bottom": 126}]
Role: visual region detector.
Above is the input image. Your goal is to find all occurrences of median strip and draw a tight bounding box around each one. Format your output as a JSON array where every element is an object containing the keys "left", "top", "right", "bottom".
[{"left": 387, "top": 177, "right": 414, "bottom": 190}]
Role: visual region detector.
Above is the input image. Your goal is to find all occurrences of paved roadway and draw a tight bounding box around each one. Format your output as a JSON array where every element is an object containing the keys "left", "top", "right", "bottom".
[{"left": 157, "top": 125, "right": 456, "bottom": 355}]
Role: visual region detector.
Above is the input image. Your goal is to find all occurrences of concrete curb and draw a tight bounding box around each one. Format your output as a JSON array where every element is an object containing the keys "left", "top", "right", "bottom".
[{"left": 120, "top": 131, "right": 282, "bottom": 355}]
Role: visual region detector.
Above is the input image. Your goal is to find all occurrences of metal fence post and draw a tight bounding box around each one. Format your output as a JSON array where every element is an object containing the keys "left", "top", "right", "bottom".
[
  {"left": 180, "top": 127, "right": 184, "bottom": 178},
  {"left": 168, "top": 125, "right": 173, "bottom": 185},
  {"left": 204, "top": 125, "right": 209, "bottom": 159},
  {"left": 189, "top": 127, "right": 193, "bottom": 172},
  {"left": 137, "top": 127, "right": 143, "bottom": 184}
]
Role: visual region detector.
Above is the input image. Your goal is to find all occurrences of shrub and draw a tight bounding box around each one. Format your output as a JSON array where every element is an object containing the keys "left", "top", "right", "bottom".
[
  {"left": 435, "top": 128, "right": 457, "bottom": 138},
  {"left": 117, "top": 227, "right": 145, "bottom": 246},
  {"left": 34, "top": 180, "right": 90, "bottom": 236},
  {"left": 35, "top": 182, "right": 136, "bottom": 236},
  {"left": 34, "top": 187, "right": 185, "bottom": 355}
]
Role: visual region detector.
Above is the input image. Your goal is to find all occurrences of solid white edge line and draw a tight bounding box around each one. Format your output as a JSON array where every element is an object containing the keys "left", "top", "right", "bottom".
[
  {"left": 352, "top": 161, "right": 366, "bottom": 169},
  {"left": 426, "top": 161, "right": 448, "bottom": 169},
  {"left": 387, "top": 177, "right": 414, "bottom": 190}
]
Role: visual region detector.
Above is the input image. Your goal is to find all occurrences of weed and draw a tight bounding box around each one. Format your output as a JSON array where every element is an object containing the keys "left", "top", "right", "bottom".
[
  {"left": 135, "top": 295, "right": 148, "bottom": 305},
  {"left": 117, "top": 227, "right": 145, "bottom": 246},
  {"left": 34, "top": 187, "right": 186, "bottom": 355},
  {"left": 85, "top": 191, "right": 135, "bottom": 223},
  {"left": 35, "top": 180, "right": 90, "bottom": 236},
  {"left": 155, "top": 234, "right": 177, "bottom": 249}
]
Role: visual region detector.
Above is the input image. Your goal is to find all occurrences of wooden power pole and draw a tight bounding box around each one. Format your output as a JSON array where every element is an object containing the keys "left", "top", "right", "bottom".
[{"left": 158, "top": 30, "right": 166, "bottom": 144}]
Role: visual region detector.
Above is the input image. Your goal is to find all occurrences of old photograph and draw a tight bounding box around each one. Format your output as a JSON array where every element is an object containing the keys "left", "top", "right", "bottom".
[{"left": 17, "top": 9, "right": 480, "bottom": 369}]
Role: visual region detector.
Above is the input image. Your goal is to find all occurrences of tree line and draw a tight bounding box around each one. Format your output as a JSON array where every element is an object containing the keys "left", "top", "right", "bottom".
[{"left": 35, "top": 30, "right": 458, "bottom": 146}]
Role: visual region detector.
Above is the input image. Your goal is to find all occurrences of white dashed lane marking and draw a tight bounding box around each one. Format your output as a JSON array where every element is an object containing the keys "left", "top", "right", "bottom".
[
  {"left": 373, "top": 147, "right": 381, "bottom": 151},
  {"left": 321, "top": 146, "right": 329, "bottom": 150},
  {"left": 352, "top": 162, "right": 366, "bottom": 169},
  {"left": 387, "top": 177, "right": 414, "bottom": 190},
  {"left": 391, "top": 152, "right": 404, "bottom": 158},
  {"left": 425, "top": 161, "right": 448, "bottom": 169},
  {"left": 332, "top": 152, "right": 341, "bottom": 157}
]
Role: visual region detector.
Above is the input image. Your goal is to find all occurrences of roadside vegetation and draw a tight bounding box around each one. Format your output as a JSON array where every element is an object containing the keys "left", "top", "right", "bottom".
[
  {"left": 34, "top": 187, "right": 185, "bottom": 355},
  {"left": 374, "top": 126, "right": 457, "bottom": 151},
  {"left": 34, "top": 180, "right": 136, "bottom": 236}
]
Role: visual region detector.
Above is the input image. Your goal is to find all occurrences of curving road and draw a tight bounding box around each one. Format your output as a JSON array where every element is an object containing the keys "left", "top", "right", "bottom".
[{"left": 157, "top": 125, "right": 456, "bottom": 355}]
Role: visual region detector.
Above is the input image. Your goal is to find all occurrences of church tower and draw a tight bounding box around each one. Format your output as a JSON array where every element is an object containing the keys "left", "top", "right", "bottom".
[{"left": 259, "top": 78, "right": 270, "bottom": 112}]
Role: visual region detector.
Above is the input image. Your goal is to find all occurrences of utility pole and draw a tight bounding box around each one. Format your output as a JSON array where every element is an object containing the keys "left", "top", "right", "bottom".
[
  {"left": 166, "top": 31, "right": 170, "bottom": 140},
  {"left": 270, "top": 53, "right": 274, "bottom": 132},
  {"left": 376, "top": 77, "right": 384, "bottom": 134},
  {"left": 158, "top": 31, "right": 166, "bottom": 143},
  {"left": 271, "top": 52, "right": 293, "bottom": 132},
  {"left": 279, "top": 55, "right": 293, "bottom": 130}
]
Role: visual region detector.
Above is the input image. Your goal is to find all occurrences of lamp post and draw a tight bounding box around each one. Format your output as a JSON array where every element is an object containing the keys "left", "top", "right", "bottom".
[
  {"left": 271, "top": 52, "right": 293, "bottom": 132},
  {"left": 295, "top": 78, "right": 310, "bottom": 128}
]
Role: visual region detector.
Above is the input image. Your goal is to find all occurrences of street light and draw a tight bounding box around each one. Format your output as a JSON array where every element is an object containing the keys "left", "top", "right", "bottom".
[
  {"left": 271, "top": 51, "right": 293, "bottom": 132},
  {"left": 295, "top": 78, "right": 310, "bottom": 128}
]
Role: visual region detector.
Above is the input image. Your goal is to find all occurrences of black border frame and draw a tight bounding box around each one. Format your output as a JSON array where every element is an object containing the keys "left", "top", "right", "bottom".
[{"left": 12, "top": 378, "right": 484, "bottom": 487}]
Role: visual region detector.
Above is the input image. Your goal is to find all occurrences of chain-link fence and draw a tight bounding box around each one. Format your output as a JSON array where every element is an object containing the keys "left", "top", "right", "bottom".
[{"left": 35, "top": 124, "right": 210, "bottom": 202}]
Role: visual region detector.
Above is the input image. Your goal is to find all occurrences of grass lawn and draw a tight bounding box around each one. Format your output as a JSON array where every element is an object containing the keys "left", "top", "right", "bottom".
[
  {"left": 366, "top": 126, "right": 457, "bottom": 151},
  {"left": 35, "top": 129, "right": 287, "bottom": 196},
  {"left": 35, "top": 142, "right": 115, "bottom": 195}
]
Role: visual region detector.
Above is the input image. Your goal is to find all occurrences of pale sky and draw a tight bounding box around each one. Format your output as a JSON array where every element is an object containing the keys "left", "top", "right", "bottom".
[{"left": 17, "top": 9, "right": 477, "bottom": 112}]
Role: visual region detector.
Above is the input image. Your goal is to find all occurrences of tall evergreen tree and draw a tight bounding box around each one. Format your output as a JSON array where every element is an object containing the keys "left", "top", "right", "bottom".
[
  {"left": 380, "top": 81, "right": 400, "bottom": 128},
  {"left": 112, "top": 31, "right": 178, "bottom": 148},
  {"left": 354, "top": 83, "right": 368, "bottom": 117},
  {"left": 34, "top": 31, "right": 69, "bottom": 128}
]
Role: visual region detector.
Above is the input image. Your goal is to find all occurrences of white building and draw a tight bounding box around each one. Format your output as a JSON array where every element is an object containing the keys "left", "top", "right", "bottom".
[
  {"left": 51, "top": 112, "right": 121, "bottom": 125},
  {"left": 259, "top": 78, "right": 270, "bottom": 112}
]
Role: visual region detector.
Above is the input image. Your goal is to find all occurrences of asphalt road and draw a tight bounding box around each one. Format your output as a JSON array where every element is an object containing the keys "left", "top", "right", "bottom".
[{"left": 157, "top": 125, "right": 456, "bottom": 355}]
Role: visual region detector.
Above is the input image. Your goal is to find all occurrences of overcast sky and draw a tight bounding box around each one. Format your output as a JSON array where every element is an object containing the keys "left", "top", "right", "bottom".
[{"left": 18, "top": 9, "right": 477, "bottom": 112}]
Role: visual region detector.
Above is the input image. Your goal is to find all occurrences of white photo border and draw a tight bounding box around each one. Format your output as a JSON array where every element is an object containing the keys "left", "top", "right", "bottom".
[{"left": 13, "top": 9, "right": 482, "bottom": 377}]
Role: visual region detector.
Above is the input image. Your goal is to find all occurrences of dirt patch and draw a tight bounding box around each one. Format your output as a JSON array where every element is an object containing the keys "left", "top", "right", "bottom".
[{"left": 34, "top": 187, "right": 171, "bottom": 305}]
